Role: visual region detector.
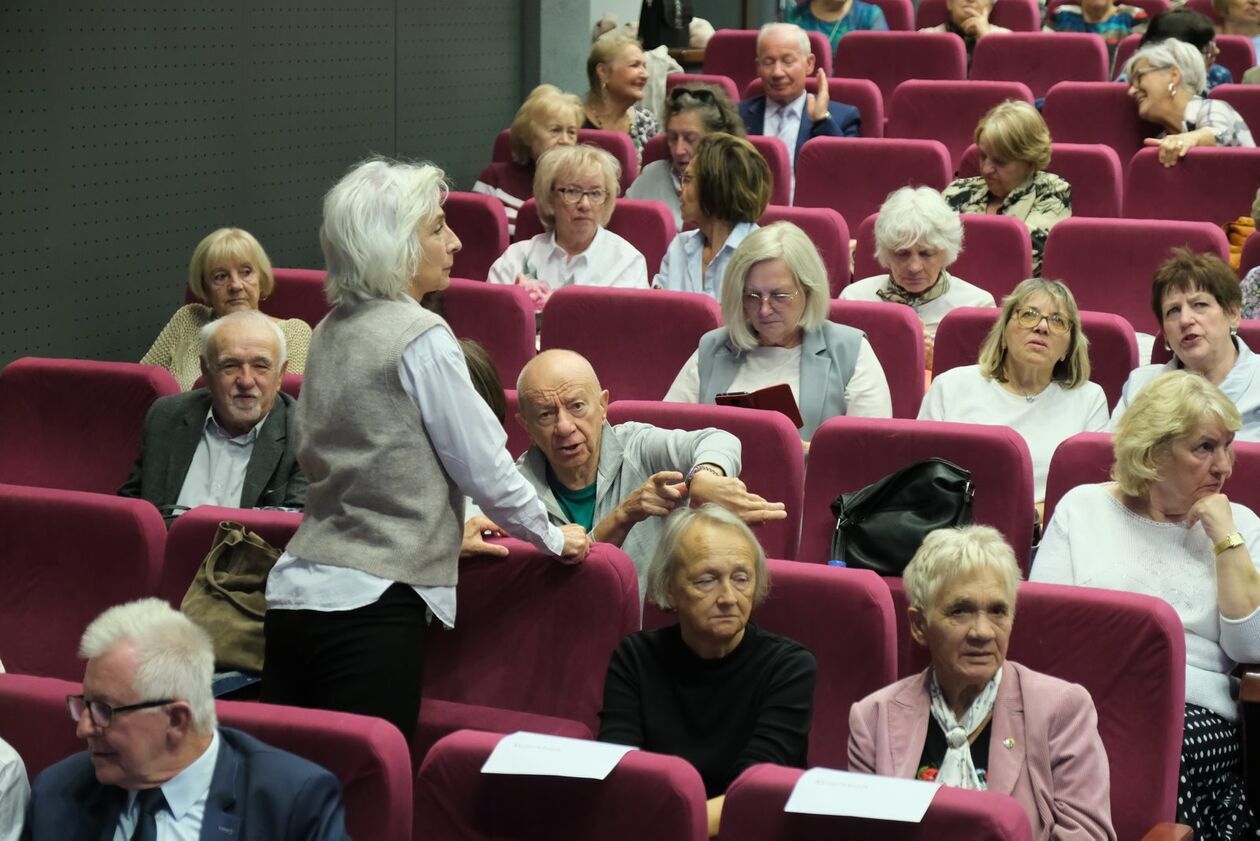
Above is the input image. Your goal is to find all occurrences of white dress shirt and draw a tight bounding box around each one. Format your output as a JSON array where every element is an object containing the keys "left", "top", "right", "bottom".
[
  {"left": 0, "top": 737, "right": 28, "bottom": 841},
  {"left": 174, "top": 411, "right": 266, "bottom": 511},
  {"left": 113, "top": 730, "right": 220, "bottom": 841},
  {"left": 266, "top": 321, "right": 563, "bottom": 627},
  {"left": 652, "top": 222, "right": 758, "bottom": 299},
  {"left": 487, "top": 228, "right": 648, "bottom": 290}
]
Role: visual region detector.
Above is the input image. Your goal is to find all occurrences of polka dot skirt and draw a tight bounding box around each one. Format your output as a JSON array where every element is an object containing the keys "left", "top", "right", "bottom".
[{"left": 1178, "top": 703, "right": 1260, "bottom": 839}]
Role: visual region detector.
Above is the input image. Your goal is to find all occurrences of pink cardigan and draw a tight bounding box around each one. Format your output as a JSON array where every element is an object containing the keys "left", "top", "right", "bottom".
[{"left": 847, "top": 661, "right": 1116, "bottom": 840}]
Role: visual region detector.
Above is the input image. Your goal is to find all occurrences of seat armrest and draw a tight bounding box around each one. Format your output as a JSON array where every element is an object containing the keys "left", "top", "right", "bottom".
[{"left": 1140, "top": 822, "right": 1194, "bottom": 841}]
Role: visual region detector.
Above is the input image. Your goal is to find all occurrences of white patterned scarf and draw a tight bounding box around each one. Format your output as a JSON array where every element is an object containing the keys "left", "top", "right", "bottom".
[{"left": 927, "top": 666, "right": 1003, "bottom": 790}]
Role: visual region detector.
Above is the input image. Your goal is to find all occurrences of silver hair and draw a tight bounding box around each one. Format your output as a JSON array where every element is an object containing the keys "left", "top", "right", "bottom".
[
  {"left": 197, "top": 309, "right": 288, "bottom": 368},
  {"left": 79, "top": 598, "right": 218, "bottom": 733},
  {"left": 903, "top": 525, "right": 1022, "bottom": 615},
  {"left": 757, "top": 22, "right": 811, "bottom": 58},
  {"left": 320, "top": 157, "right": 449, "bottom": 306},
  {"left": 874, "top": 186, "right": 965, "bottom": 269},
  {"left": 1124, "top": 38, "right": 1208, "bottom": 95},
  {"left": 719, "top": 222, "right": 830, "bottom": 352},
  {"left": 647, "top": 504, "right": 770, "bottom": 610}
]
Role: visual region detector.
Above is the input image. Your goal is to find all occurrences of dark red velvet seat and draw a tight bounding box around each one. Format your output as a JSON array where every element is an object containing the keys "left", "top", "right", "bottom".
[
  {"left": 828, "top": 299, "right": 927, "bottom": 419},
  {"left": 444, "top": 192, "right": 510, "bottom": 282},
  {"left": 886, "top": 79, "right": 1033, "bottom": 170},
  {"left": 440, "top": 278, "right": 537, "bottom": 386}
]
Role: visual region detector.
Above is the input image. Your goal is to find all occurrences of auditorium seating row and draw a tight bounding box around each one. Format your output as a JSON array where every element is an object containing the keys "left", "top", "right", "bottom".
[
  {"left": 0, "top": 479, "right": 1193, "bottom": 840},
  {"left": 699, "top": 27, "right": 1257, "bottom": 101}
]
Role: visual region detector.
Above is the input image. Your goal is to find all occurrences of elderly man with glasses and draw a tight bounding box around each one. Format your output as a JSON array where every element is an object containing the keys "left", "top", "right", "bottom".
[{"left": 24, "top": 599, "right": 348, "bottom": 841}]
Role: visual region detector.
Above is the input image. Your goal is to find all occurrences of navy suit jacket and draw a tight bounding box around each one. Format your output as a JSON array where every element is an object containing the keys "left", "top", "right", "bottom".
[
  {"left": 739, "top": 95, "right": 861, "bottom": 161},
  {"left": 23, "top": 727, "right": 348, "bottom": 841},
  {"left": 117, "top": 389, "right": 306, "bottom": 516}
]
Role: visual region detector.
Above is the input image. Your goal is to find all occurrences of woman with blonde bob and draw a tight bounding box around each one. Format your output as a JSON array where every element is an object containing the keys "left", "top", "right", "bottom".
[
  {"left": 652, "top": 132, "right": 771, "bottom": 299},
  {"left": 920, "top": 278, "right": 1108, "bottom": 508},
  {"left": 599, "top": 504, "right": 816, "bottom": 838},
  {"left": 850, "top": 525, "right": 1115, "bottom": 840},
  {"left": 1034, "top": 370, "right": 1260, "bottom": 837},
  {"left": 664, "top": 222, "right": 892, "bottom": 442},
  {"left": 942, "top": 101, "right": 1072, "bottom": 276},
  {"left": 842, "top": 186, "right": 996, "bottom": 368},
  {"left": 582, "top": 31, "right": 661, "bottom": 162},
  {"left": 141, "top": 227, "right": 311, "bottom": 390},
  {"left": 1123, "top": 38, "right": 1254, "bottom": 169},
  {"left": 487, "top": 144, "right": 647, "bottom": 308},
  {"left": 473, "top": 84, "right": 583, "bottom": 235}
]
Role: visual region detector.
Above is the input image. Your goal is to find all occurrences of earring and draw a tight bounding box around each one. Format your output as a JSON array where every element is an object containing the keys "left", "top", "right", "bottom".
[
  {"left": 1168, "top": 82, "right": 1177, "bottom": 96},
  {"left": 1164, "top": 339, "right": 1172, "bottom": 352},
  {"left": 1231, "top": 326, "right": 1239, "bottom": 337}
]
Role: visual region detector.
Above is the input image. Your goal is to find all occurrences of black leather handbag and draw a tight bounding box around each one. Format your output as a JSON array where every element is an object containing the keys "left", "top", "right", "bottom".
[{"left": 829, "top": 458, "right": 975, "bottom": 575}]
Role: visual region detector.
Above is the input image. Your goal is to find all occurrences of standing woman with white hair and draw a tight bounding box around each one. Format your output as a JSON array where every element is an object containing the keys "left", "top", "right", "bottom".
[
  {"left": 262, "top": 158, "right": 590, "bottom": 738},
  {"left": 842, "top": 186, "right": 996, "bottom": 370},
  {"left": 1125, "top": 37, "right": 1255, "bottom": 167}
]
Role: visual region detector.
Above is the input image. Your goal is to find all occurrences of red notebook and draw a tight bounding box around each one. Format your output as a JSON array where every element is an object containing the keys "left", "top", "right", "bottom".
[{"left": 715, "top": 383, "right": 804, "bottom": 429}]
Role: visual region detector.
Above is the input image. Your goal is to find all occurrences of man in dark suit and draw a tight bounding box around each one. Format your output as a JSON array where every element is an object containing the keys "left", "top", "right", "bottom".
[
  {"left": 23, "top": 599, "right": 347, "bottom": 840},
  {"left": 119, "top": 309, "right": 306, "bottom": 517},
  {"left": 738, "top": 22, "right": 860, "bottom": 188}
]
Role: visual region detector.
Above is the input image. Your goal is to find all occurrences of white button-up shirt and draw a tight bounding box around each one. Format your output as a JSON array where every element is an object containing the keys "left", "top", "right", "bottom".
[
  {"left": 652, "top": 222, "right": 758, "bottom": 300},
  {"left": 113, "top": 730, "right": 220, "bottom": 841},
  {"left": 487, "top": 227, "right": 648, "bottom": 290}
]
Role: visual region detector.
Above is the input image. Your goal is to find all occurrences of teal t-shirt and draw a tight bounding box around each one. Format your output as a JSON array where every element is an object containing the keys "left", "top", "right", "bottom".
[{"left": 547, "top": 464, "right": 597, "bottom": 530}]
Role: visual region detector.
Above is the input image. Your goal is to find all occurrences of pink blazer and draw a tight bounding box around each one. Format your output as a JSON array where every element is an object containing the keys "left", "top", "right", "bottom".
[{"left": 847, "top": 661, "right": 1116, "bottom": 841}]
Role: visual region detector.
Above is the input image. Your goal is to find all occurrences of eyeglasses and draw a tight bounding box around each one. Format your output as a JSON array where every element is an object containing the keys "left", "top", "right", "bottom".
[
  {"left": 1014, "top": 307, "right": 1071, "bottom": 335},
  {"left": 67, "top": 694, "right": 173, "bottom": 728},
  {"left": 1129, "top": 63, "right": 1171, "bottom": 87},
  {"left": 669, "top": 86, "right": 718, "bottom": 105},
  {"left": 743, "top": 289, "right": 801, "bottom": 309},
  {"left": 553, "top": 186, "right": 608, "bottom": 206}
]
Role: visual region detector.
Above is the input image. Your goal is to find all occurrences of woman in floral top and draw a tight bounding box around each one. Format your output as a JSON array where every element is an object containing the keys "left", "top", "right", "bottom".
[
  {"left": 942, "top": 101, "right": 1071, "bottom": 277},
  {"left": 582, "top": 31, "right": 661, "bottom": 165}
]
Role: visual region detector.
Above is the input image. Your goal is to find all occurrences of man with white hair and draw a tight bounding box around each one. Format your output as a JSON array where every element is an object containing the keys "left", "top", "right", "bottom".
[
  {"left": 24, "top": 598, "right": 347, "bottom": 840},
  {"left": 118, "top": 309, "right": 306, "bottom": 517},
  {"left": 738, "top": 22, "right": 860, "bottom": 191}
]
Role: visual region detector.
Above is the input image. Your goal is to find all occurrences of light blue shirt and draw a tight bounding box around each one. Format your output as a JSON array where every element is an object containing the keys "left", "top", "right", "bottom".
[
  {"left": 174, "top": 411, "right": 265, "bottom": 512},
  {"left": 652, "top": 221, "right": 758, "bottom": 300},
  {"left": 114, "top": 729, "right": 220, "bottom": 841}
]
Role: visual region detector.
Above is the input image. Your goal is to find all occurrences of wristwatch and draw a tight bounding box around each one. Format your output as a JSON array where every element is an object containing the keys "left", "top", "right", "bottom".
[{"left": 1214, "top": 532, "right": 1246, "bottom": 557}]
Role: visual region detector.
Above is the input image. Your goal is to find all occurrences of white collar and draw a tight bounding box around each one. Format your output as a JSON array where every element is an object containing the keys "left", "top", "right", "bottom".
[
  {"left": 768, "top": 90, "right": 807, "bottom": 118},
  {"left": 127, "top": 728, "right": 221, "bottom": 822}
]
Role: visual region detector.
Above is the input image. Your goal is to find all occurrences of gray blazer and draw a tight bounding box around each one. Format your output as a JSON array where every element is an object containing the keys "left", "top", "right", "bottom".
[
  {"left": 697, "top": 321, "right": 864, "bottom": 440},
  {"left": 118, "top": 389, "right": 306, "bottom": 515}
]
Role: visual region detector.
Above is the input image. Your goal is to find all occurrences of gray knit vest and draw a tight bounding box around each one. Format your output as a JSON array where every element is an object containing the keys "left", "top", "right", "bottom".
[{"left": 286, "top": 298, "right": 462, "bottom": 587}]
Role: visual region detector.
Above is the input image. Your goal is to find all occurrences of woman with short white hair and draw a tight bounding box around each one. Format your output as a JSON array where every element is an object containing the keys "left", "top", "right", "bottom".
[
  {"left": 488, "top": 144, "right": 648, "bottom": 309},
  {"left": 850, "top": 525, "right": 1116, "bottom": 840},
  {"left": 1124, "top": 38, "right": 1254, "bottom": 168},
  {"left": 263, "top": 157, "right": 590, "bottom": 737},
  {"left": 665, "top": 222, "right": 892, "bottom": 443},
  {"left": 842, "top": 186, "right": 995, "bottom": 369},
  {"left": 1035, "top": 370, "right": 1260, "bottom": 836}
]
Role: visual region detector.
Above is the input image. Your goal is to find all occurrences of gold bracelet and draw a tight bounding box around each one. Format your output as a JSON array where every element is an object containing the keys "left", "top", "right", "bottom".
[{"left": 1214, "top": 532, "right": 1246, "bottom": 557}]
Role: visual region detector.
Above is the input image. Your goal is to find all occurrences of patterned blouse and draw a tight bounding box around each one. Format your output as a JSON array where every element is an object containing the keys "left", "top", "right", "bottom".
[
  {"left": 787, "top": 1, "right": 889, "bottom": 52},
  {"left": 1178, "top": 96, "right": 1256, "bottom": 149},
  {"left": 583, "top": 105, "right": 661, "bottom": 166},
  {"left": 942, "top": 170, "right": 1073, "bottom": 277},
  {"left": 1047, "top": 4, "right": 1147, "bottom": 49},
  {"left": 1242, "top": 265, "right": 1260, "bottom": 321}
]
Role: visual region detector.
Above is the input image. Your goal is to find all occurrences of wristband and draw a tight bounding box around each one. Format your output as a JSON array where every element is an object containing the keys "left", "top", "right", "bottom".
[
  {"left": 685, "top": 464, "right": 722, "bottom": 487},
  {"left": 1214, "top": 532, "right": 1245, "bottom": 557}
]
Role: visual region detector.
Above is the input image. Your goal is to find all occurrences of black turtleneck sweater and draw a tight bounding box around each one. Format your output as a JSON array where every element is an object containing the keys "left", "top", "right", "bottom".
[{"left": 597, "top": 622, "right": 816, "bottom": 798}]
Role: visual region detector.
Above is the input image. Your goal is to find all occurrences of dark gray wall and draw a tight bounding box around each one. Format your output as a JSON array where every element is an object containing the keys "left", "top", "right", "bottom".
[{"left": 0, "top": 1, "right": 522, "bottom": 367}]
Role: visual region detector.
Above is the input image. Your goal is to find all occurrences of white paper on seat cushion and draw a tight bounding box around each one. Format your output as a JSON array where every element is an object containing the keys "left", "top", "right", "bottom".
[
  {"left": 784, "top": 767, "right": 940, "bottom": 822},
  {"left": 480, "top": 731, "right": 638, "bottom": 780}
]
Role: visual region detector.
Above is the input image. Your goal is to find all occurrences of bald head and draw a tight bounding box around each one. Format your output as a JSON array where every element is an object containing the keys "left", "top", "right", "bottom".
[
  {"left": 516, "top": 350, "right": 608, "bottom": 489},
  {"left": 517, "top": 349, "right": 601, "bottom": 396}
]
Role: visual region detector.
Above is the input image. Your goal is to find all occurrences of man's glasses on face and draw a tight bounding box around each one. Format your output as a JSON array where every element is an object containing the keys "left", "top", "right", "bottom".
[{"left": 66, "top": 694, "right": 173, "bottom": 728}]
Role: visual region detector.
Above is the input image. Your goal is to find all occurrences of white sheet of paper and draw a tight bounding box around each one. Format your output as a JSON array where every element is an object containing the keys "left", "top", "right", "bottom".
[
  {"left": 480, "top": 731, "right": 637, "bottom": 780},
  {"left": 784, "top": 767, "right": 941, "bottom": 822}
]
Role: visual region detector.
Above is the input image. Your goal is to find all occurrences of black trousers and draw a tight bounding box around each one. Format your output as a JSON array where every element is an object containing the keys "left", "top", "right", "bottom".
[{"left": 262, "top": 582, "right": 428, "bottom": 739}]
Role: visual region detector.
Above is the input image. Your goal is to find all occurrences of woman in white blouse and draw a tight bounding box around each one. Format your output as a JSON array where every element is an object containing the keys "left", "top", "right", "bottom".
[
  {"left": 665, "top": 222, "right": 892, "bottom": 445},
  {"left": 841, "top": 186, "right": 995, "bottom": 371},
  {"left": 919, "top": 278, "right": 1108, "bottom": 511},
  {"left": 488, "top": 144, "right": 648, "bottom": 309},
  {"left": 1033, "top": 370, "right": 1260, "bottom": 837},
  {"left": 652, "top": 132, "right": 770, "bottom": 300}
]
